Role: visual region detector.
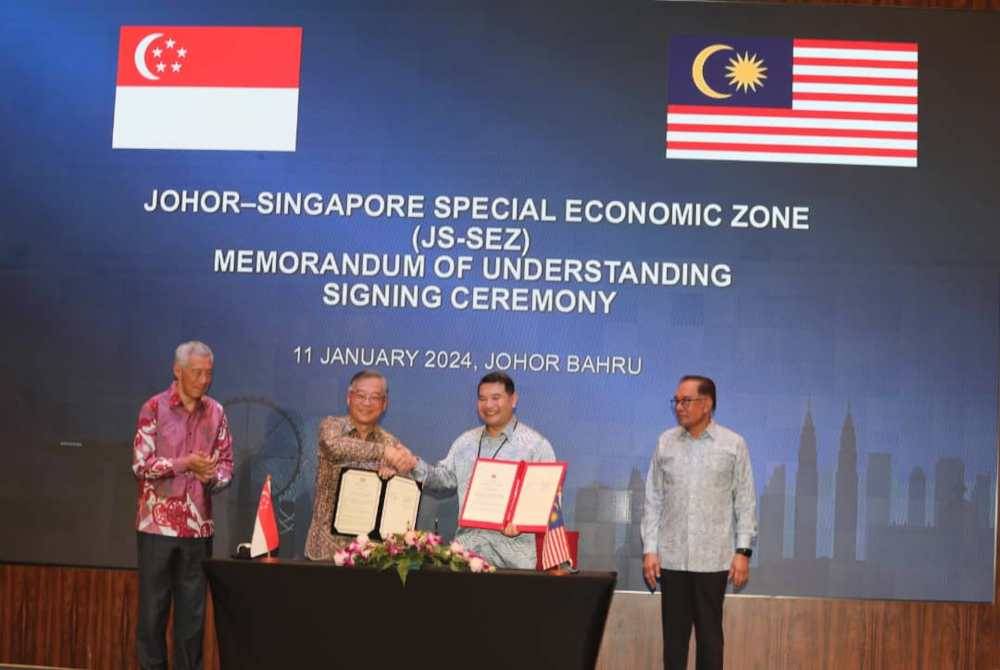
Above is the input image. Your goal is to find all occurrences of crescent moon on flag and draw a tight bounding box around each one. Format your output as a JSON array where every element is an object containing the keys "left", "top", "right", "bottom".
[
  {"left": 133, "top": 32, "right": 163, "bottom": 81},
  {"left": 691, "top": 43, "right": 733, "bottom": 100}
]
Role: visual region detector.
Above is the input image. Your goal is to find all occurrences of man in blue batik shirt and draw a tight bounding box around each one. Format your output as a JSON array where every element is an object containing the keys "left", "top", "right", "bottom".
[
  {"left": 407, "top": 372, "right": 555, "bottom": 569},
  {"left": 642, "top": 375, "right": 758, "bottom": 670}
]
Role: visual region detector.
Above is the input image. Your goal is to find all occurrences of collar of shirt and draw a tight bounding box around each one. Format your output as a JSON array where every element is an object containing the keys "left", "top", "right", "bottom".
[
  {"left": 681, "top": 419, "right": 717, "bottom": 442},
  {"left": 344, "top": 417, "right": 383, "bottom": 442},
  {"left": 484, "top": 418, "right": 519, "bottom": 442},
  {"left": 167, "top": 381, "right": 204, "bottom": 412}
]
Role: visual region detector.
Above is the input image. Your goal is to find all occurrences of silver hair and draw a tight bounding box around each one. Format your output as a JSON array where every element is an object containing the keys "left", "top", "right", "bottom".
[
  {"left": 174, "top": 341, "right": 214, "bottom": 367},
  {"left": 348, "top": 369, "right": 388, "bottom": 395}
]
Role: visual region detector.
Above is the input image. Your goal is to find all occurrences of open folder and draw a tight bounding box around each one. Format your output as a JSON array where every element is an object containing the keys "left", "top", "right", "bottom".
[
  {"left": 331, "top": 468, "right": 422, "bottom": 540},
  {"left": 459, "top": 458, "right": 567, "bottom": 534}
]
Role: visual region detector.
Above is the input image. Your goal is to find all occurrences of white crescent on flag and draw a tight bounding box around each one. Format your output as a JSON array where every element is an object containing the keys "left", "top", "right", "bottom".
[{"left": 112, "top": 26, "right": 303, "bottom": 151}]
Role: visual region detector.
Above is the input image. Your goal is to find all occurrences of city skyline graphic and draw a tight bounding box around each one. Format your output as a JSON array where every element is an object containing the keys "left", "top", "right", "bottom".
[{"left": 604, "top": 404, "right": 996, "bottom": 600}]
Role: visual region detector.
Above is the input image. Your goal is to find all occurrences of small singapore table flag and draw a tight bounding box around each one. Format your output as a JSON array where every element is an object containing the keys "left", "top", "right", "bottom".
[{"left": 250, "top": 475, "right": 280, "bottom": 558}]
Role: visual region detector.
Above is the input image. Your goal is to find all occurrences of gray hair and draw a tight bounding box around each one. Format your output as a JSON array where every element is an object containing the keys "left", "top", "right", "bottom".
[
  {"left": 348, "top": 369, "right": 388, "bottom": 395},
  {"left": 174, "top": 341, "right": 214, "bottom": 367}
]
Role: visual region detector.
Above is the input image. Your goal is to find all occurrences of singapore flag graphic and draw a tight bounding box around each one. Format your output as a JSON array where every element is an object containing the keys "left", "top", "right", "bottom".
[{"left": 112, "top": 26, "right": 302, "bottom": 151}]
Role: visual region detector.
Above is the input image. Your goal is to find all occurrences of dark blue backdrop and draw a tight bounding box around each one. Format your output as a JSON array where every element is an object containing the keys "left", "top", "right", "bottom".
[{"left": 1, "top": 0, "right": 996, "bottom": 601}]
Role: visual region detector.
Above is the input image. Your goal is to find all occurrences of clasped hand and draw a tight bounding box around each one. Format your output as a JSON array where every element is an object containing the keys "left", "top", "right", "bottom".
[
  {"left": 379, "top": 443, "right": 418, "bottom": 479},
  {"left": 185, "top": 451, "right": 218, "bottom": 484}
]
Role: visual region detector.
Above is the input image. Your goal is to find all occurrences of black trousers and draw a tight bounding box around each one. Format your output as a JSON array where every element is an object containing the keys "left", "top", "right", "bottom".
[
  {"left": 136, "top": 532, "right": 212, "bottom": 670},
  {"left": 660, "top": 569, "right": 729, "bottom": 670}
]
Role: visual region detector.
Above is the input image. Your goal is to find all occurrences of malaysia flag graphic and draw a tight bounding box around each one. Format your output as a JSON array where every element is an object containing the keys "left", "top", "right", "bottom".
[
  {"left": 112, "top": 26, "right": 302, "bottom": 151},
  {"left": 665, "top": 36, "right": 918, "bottom": 167}
]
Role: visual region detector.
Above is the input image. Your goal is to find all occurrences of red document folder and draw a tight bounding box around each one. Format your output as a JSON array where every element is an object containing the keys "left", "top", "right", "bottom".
[{"left": 458, "top": 458, "right": 567, "bottom": 534}]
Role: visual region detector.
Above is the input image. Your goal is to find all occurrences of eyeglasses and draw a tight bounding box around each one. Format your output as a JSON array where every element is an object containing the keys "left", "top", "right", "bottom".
[
  {"left": 350, "top": 391, "right": 386, "bottom": 404},
  {"left": 670, "top": 396, "right": 704, "bottom": 409}
]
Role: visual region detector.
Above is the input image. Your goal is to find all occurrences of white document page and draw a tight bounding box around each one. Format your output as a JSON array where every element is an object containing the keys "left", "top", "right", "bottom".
[
  {"left": 379, "top": 476, "right": 421, "bottom": 538},
  {"left": 511, "top": 464, "right": 564, "bottom": 529},
  {"left": 333, "top": 469, "right": 381, "bottom": 536},
  {"left": 460, "top": 460, "right": 519, "bottom": 526}
]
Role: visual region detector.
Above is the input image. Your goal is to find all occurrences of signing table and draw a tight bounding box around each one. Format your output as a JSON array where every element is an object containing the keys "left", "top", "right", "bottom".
[{"left": 205, "top": 559, "right": 616, "bottom": 670}]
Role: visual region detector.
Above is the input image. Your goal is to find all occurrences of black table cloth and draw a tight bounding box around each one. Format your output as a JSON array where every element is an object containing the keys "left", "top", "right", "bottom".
[{"left": 205, "top": 559, "right": 616, "bottom": 670}]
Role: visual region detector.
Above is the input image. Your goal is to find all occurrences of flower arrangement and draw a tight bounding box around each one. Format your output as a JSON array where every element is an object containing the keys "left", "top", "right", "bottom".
[{"left": 333, "top": 530, "right": 496, "bottom": 585}]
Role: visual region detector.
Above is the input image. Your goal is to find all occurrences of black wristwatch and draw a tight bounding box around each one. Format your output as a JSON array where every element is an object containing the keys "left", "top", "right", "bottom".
[{"left": 735, "top": 548, "right": 752, "bottom": 558}]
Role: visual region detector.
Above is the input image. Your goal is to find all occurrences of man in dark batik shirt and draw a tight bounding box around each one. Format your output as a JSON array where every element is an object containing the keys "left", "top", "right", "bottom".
[{"left": 305, "top": 369, "right": 416, "bottom": 560}]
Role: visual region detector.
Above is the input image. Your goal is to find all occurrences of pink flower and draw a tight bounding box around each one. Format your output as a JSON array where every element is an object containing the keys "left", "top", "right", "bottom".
[
  {"left": 404, "top": 530, "right": 418, "bottom": 546},
  {"left": 449, "top": 541, "right": 464, "bottom": 554},
  {"left": 469, "top": 557, "right": 485, "bottom": 573},
  {"left": 425, "top": 533, "right": 442, "bottom": 546},
  {"left": 333, "top": 550, "right": 349, "bottom": 566}
]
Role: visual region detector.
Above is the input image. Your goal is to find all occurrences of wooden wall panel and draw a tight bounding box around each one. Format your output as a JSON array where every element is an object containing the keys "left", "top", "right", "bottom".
[
  {"left": 0, "top": 564, "right": 218, "bottom": 670},
  {"left": 592, "top": 593, "right": 1000, "bottom": 669},
  {"left": 3, "top": 560, "right": 996, "bottom": 669}
]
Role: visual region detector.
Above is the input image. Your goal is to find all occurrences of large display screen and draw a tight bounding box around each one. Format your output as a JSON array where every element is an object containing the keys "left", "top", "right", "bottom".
[{"left": 2, "top": 0, "right": 996, "bottom": 601}]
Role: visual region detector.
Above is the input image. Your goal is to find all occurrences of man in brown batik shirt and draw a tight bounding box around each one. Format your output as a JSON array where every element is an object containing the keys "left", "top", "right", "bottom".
[{"left": 304, "top": 369, "right": 417, "bottom": 560}]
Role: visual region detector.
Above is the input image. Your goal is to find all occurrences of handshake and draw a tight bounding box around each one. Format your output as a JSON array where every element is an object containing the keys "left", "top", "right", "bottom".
[{"left": 379, "top": 443, "right": 418, "bottom": 479}]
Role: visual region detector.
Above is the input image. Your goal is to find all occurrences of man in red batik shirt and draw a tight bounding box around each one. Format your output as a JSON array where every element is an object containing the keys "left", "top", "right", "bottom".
[{"left": 132, "top": 341, "right": 233, "bottom": 670}]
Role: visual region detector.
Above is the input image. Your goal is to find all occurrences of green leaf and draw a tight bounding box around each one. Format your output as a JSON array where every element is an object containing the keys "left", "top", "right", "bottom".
[{"left": 396, "top": 557, "right": 411, "bottom": 586}]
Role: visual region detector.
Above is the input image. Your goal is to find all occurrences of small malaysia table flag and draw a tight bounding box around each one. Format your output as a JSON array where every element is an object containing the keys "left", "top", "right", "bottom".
[{"left": 541, "top": 489, "right": 573, "bottom": 570}]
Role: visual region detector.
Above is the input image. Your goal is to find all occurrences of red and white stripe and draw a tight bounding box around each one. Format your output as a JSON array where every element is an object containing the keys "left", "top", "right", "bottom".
[
  {"left": 250, "top": 475, "right": 279, "bottom": 557},
  {"left": 666, "top": 39, "right": 918, "bottom": 167},
  {"left": 112, "top": 26, "right": 302, "bottom": 152},
  {"left": 541, "top": 525, "right": 573, "bottom": 570}
]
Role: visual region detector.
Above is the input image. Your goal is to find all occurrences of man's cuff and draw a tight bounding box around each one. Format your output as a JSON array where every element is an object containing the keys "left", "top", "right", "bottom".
[
  {"left": 736, "top": 534, "right": 753, "bottom": 549},
  {"left": 412, "top": 459, "right": 428, "bottom": 482}
]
